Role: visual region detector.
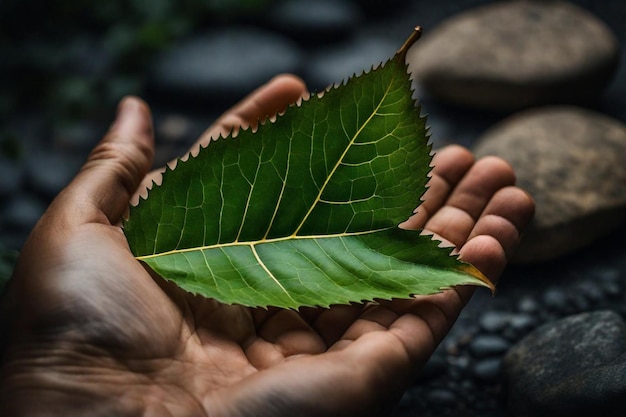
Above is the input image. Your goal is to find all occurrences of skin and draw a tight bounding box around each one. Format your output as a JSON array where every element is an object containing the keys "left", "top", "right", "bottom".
[{"left": 0, "top": 75, "right": 534, "bottom": 417}]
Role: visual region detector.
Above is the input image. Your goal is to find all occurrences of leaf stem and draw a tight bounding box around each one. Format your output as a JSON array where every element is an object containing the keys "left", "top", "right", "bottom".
[{"left": 396, "top": 26, "right": 422, "bottom": 63}]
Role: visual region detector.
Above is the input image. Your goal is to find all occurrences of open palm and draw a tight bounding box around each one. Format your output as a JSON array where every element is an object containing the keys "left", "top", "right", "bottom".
[{"left": 0, "top": 75, "right": 533, "bottom": 417}]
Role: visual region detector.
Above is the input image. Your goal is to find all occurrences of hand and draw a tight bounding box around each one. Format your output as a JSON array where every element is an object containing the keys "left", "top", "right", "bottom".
[{"left": 0, "top": 75, "right": 534, "bottom": 417}]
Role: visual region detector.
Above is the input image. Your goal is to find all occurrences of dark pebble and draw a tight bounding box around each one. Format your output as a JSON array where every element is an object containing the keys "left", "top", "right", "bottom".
[
  {"left": 501, "top": 314, "right": 538, "bottom": 342},
  {"left": 590, "top": 267, "right": 620, "bottom": 283},
  {"left": 479, "top": 310, "right": 510, "bottom": 333},
  {"left": 472, "top": 358, "right": 502, "bottom": 382},
  {"left": 469, "top": 335, "right": 511, "bottom": 358},
  {"left": 542, "top": 288, "right": 568, "bottom": 312},
  {"left": 602, "top": 281, "right": 622, "bottom": 298},
  {"left": 577, "top": 281, "right": 605, "bottom": 303},
  {"left": 517, "top": 295, "right": 540, "bottom": 314},
  {"left": 569, "top": 292, "right": 592, "bottom": 312},
  {"left": 426, "top": 388, "right": 457, "bottom": 405}
]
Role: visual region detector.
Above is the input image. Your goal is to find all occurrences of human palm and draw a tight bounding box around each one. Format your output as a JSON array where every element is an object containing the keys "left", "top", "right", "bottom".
[{"left": 0, "top": 75, "right": 533, "bottom": 417}]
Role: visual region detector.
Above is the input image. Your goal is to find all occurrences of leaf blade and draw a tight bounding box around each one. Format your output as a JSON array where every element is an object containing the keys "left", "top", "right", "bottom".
[{"left": 124, "top": 29, "right": 491, "bottom": 308}]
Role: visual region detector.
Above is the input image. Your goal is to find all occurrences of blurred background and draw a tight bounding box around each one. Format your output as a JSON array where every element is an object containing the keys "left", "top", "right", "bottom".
[
  {"left": 1, "top": 1, "right": 626, "bottom": 416},
  {"left": 0, "top": 0, "right": 624, "bottom": 250}
]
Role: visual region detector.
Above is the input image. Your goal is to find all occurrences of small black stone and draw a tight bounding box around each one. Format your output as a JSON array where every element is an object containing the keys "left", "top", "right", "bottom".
[
  {"left": 471, "top": 358, "right": 502, "bottom": 382},
  {"left": 426, "top": 388, "right": 457, "bottom": 405},
  {"left": 517, "top": 295, "right": 540, "bottom": 314},
  {"left": 469, "top": 335, "right": 511, "bottom": 358},
  {"left": 478, "top": 310, "right": 510, "bottom": 333},
  {"left": 542, "top": 288, "right": 568, "bottom": 312}
]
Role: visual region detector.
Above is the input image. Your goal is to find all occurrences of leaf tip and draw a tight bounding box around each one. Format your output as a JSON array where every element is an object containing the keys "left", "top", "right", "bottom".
[{"left": 459, "top": 264, "right": 496, "bottom": 294}]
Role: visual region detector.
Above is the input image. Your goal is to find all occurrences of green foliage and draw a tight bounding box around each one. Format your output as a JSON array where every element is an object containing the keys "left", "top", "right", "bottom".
[{"left": 123, "top": 31, "right": 490, "bottom": 308}]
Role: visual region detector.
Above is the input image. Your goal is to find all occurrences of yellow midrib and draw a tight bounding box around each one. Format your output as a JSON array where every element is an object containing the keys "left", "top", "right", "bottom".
[
  {"left": 292, "top": 76, "right": 396, "bottom": 236},
  {"left": 135, "top": 227, "right": 393, "bottom": 260}
]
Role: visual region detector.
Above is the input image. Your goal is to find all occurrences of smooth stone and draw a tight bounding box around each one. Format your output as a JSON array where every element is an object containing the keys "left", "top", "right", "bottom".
[
  {"left": 407, "top": 0, "right": 619, "bottom": 111},
  {"left": 426, "top": 388, "right": 457, "bottom": 405},
  {"left": 508, "top": 314, "right": 537, "bottom": 334},
  {"left": 479, "top": 310, "right": 510, "bottom": 333},
  {"left": 469, "top": 335, "right": 511, "bottom": 358},
  {"left": 576, "top": 281, "right": 605, "bottom": 303},
  {"left": 503, "top": 310, "right": 626, "bottom": 417},
  {"left": 266, "top": 0, "right": 362, "bottom": 45},
  {"left": 149, "top": 27, "right": 301, "bottom": 106},
  {"left": 304, "top": 36, "right": 398, "bottom": 91},
  {"left": 542, "top": 288, "right": 568, "bottom": 312},
  {"left": 473, "top": 106, "right": 626, "bottom": 263},
  {"left": 472, "top": 358, "right": 502, "bottom": 382},
  {"left": 517, "top": 296, "right": 540, "bottom": 314}
]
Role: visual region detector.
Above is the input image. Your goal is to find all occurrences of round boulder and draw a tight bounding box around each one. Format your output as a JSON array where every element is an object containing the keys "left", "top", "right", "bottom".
[
  {"left": 473, "top": 106, "right": 626, "bottom": 263},
  {"left": 407, "top": 0, "right": 619, "bottom": 111},
  {"left": 502, "top": 310, "right": 626, "bottom": 417}
]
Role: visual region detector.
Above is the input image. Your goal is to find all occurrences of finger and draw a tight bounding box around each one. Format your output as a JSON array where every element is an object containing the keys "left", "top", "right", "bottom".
[
  {"left": 299, "top": 303, "right": 365, "bottom": 347},
  {"left": 401, "top": 145, "right": 475, "bottom": 230},
  {"left": 214, "top": 331, "right": 418, "bottom": 417},
  {"left": 422, "top": 156, "right": 516, "bottom": 248},
  {"left": 138, "top": 74, "right": 308, "bottom": 196},
  {"left": 200, "top": 74, "right": 308, "bottom": 143},
  {"left": 466, "top": 186, "right": 535, "bottom": 260},
  {"left": 56, "top": 97, "right": 154, "bottom": 225}
]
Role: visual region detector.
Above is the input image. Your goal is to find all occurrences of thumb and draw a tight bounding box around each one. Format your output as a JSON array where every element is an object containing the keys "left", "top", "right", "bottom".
[{"left": 63, "top": 96, "right": 155, "bottom": 225}]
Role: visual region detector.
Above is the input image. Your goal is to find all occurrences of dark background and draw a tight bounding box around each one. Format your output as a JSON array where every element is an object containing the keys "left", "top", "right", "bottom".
[{"left": 1, "top": 1, "right": 625, "bottom": 416}]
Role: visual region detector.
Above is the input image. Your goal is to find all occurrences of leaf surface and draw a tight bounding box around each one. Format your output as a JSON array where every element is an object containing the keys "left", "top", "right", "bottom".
[{"left": 124, "top": 28, "right": 492, "bottom": 308}]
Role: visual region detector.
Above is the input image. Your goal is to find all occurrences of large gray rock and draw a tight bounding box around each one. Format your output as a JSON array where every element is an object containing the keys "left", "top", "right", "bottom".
[
  {"left": 473, "top": 106, "right": 626, "bottom": 263},
  {"left": 502, "top": 311, "right": 626, "bottom": 417},
  {"left": 407, "top": 0, "right": 619, "bottom": 111}
]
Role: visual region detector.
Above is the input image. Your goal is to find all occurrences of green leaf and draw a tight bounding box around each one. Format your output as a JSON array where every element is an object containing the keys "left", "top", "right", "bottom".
[{"left": 124, "top": 28, "right": 491, "bottom": 309}]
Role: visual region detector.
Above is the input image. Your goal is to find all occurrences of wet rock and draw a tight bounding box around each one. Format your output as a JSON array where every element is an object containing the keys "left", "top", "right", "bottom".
[
  {"left": 473, "top": 106, "right": 626, "bottom": 263},
  {"left": 407, "top": 0, "right": 619, "bottom": 111},
  {"left": 266, "top": 0, "right": 362, "bottom": 45},
  {"left": 503, "top": 310, "right": 626, "bottom": 417},
  {"left": 149, "top": 27, "right": 302, "bottom": 106}
]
